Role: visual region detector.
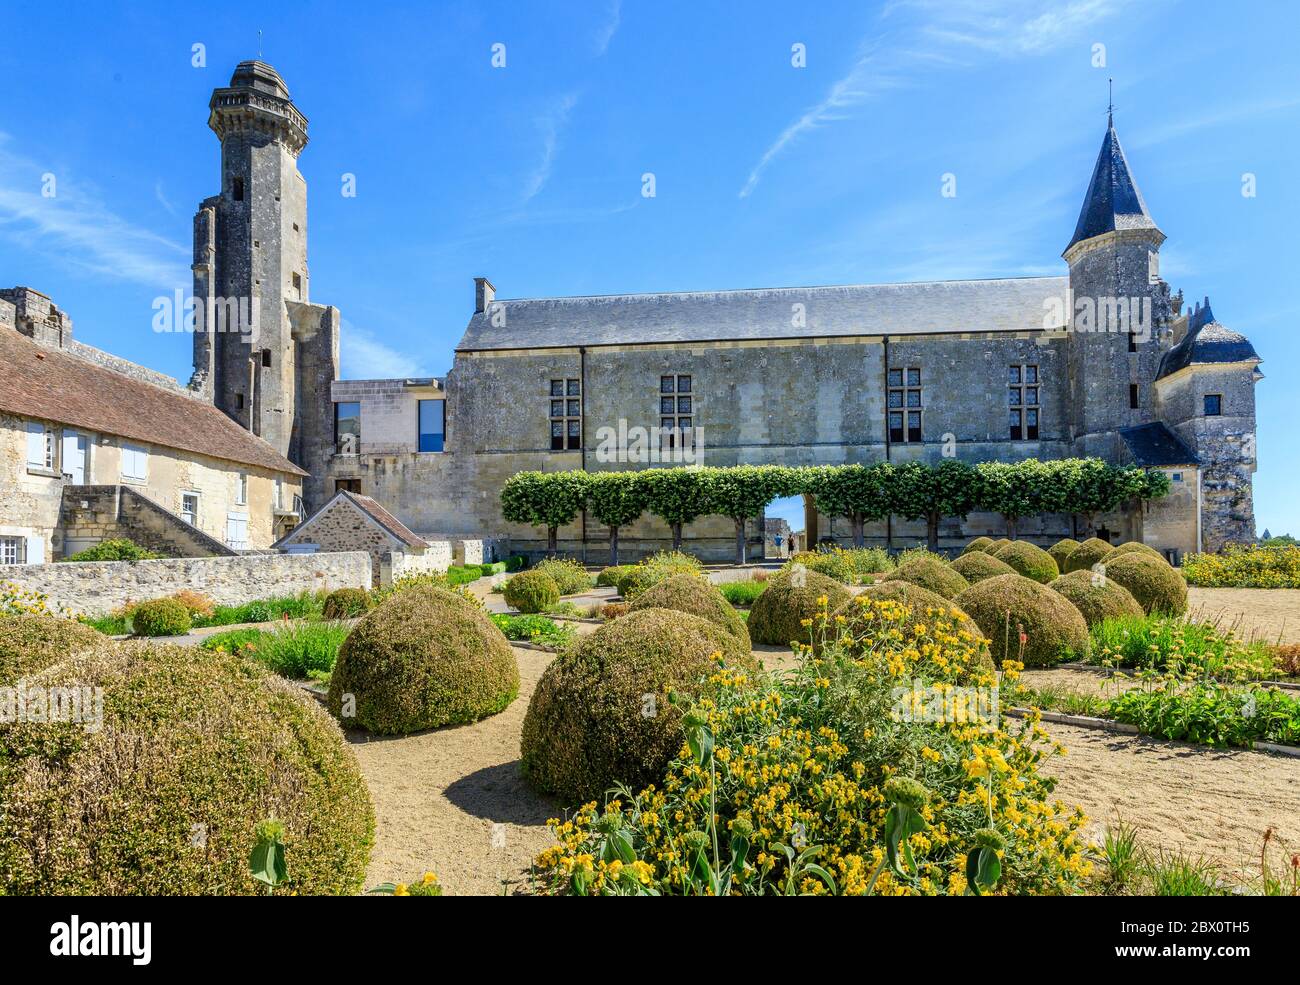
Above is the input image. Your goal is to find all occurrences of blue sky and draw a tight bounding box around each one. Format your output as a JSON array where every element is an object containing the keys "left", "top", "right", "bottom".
[{"left": 1, "top": 0, "right": 1297, "bottom": 536}]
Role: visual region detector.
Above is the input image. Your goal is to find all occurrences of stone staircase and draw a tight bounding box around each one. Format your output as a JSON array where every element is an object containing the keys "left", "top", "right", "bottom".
[{"left": 58, "top": 485, "right": 237, "bottom": 559}]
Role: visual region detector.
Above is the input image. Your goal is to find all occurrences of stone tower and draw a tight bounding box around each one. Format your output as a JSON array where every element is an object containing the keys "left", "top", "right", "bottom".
[
  {"left": 1063, "top": 114, "right": 1174, "bottom": 458},
  {"left": 190, "top": 61, "right": 340, "bottom": 510}
]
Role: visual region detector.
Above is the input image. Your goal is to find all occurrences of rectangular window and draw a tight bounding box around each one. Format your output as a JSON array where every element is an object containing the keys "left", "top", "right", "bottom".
[
  {"left": 1008, "top": 364, "right": 1041, "bottom": 440},
  {"left": 261, "top": 348, "right": 272, "bottom": 368},
  {"left": 232, "top": 177, "right": 244, "bottom": 201},
  {"left": 25, "top": 421, "right": 54, "bottom": 470},
  {"left": 887, "top": 368, "right": 922, "bottom": 443},
  {"left": 548, "top": 378, "right": 581, "bottom": 450},
  {"left": 291, "top": 272, "right": 302, "bottom": 296},
  {"left": 0, "top": 536, "right": 25, "bottom": 565},
  {"left": 418, "top": 399, "right": 445, "bottom": 452},
  {"left": 226, "top": 512, "right": 249, "bottom": 551},
  {"left": 1129, "top": 383, "right": 1139, "bottom": 409},
  {"left": 120, "top": 443, "right": 148, "bottom": 482},
  {"left": 236, "top": 473, "right": 248, "bottom": 505},
  {"left": 335, "top": 478, "right": 361, "bottom": 494},
  {"left": 181, "top": 492, "right": 200, "bottom": 526},
  {"left": 657, "top": 374, "right": 695, "bottom": 449},
  {"left": 1204, "top": 394, "right": 1223, "bottom": 416},
  {"left": 334, "top": 401, "right": 361, "bottom": 454}
]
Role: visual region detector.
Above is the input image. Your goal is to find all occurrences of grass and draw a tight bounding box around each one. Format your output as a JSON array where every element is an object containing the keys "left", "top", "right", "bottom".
[
  {"left": 201, "top": 620, "right": 350, "bottom": 678},
  {"left": 719, "top": 580, "right": 766, "bottom": 607},
  {"left": 1089, "top": 613, "right": 1275, "bottom": 681},
  {"left": 1092, "top": 823, "right": 1297, "bottom": 896},
  {"left": 85, "top": 591, "right": 329, "bottom": 636}
]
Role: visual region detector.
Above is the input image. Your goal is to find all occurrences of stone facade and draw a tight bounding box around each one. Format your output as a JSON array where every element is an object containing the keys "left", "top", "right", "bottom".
[{"left": 0, "top": 551, "right": 371, "bottom": 616}]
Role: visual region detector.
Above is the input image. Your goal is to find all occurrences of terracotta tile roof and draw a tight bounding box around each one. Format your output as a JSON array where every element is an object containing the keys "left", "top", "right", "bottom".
[
  {"left": 342, "top": 491, "right": 428, "bottom": 548},
  {"left": 0, "top": 328, "right": 306, "bottom": 476}
]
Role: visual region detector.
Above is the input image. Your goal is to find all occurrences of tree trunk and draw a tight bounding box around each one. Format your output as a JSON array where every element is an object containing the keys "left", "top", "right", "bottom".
[
  {"left": 547, "top": 526, "right": 557, "bottom": 554},
  {"left": 926, "top": 512, "right": 940, "bottom": 553},
  {"left": 1004, "top": 516, "right": 1017, "bottom": 539},
  {"left": 672, "top": 522, "right": 683, "bottom": 550},
  {"left": 609, "top": 526, "right": 620, "bottom": 567},
  {"left": 734, "top": 518, "right": 747, "bottom": 567},
  {"left": 851, "top": 513, "right": 865, "bottom": 549},
  {"left": 1082, "top": 512, "right": 1096, "bottom": 538}
]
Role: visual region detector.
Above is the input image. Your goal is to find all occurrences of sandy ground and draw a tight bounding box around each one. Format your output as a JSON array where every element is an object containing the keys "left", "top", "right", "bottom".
[
  {"left": 1038, "top": 723, "right": 1300, "bottom": 878},
  {"left": 1187, "top": 587, "right": 1300, "bottom": 645}
]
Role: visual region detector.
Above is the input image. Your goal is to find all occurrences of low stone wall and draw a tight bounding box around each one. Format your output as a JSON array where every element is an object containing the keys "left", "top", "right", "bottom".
[
  {"left": 3, "top": 551, "right": 371, "bottom": 615},
  {"left": 448, "top": 537, "right": 505, "bottom": 566},
  {"left": 381, "top": 544, "right": 452, "bottom": 587}
]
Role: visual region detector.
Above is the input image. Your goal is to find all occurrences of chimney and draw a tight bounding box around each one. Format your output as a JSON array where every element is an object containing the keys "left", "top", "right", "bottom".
[{"left": 474, "top": 276, "right": 495, "bottom": 313}]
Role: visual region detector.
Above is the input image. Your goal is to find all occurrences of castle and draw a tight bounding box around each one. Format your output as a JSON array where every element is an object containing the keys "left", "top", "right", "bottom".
[{"left": 1, "top": 60, "right": 1265, "bottom": 568}]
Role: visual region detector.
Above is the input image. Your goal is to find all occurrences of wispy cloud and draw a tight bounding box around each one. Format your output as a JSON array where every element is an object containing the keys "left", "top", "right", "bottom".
[
  {"left": 154, "top": 181, "right": 176, "bottom": 217},
  {"left": 593, "top": 0, "right": 621, "bottom": 55},
  {"left": 522, "top": 92, "right": 579, "bottom": 202},
  {"left": 1129, "top": 95, "right": 1300, "bottom": 149},
  {"left": 0, "top": 132, "right": 188, "bottom": 287},
  {"left": 740, "top": 0, "right": 1123, "bottom": 198},
  {"left": 340, "top": 319, "right": 431, "bottom": 379}
]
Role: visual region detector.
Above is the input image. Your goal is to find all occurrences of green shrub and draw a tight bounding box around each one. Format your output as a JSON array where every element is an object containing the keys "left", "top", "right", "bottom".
[
  {"left": 840, "top": 547, "right": 894, "bottom": 576},
  {"left": 988, "top": 538, "right": 1011, "bottom": 553},
  {"left": 1048, "top": 570, "right": 1143, "bottom": 628},
  {"left": 628, "top": 574, "right": 750, "bottom": 649},
  {"left": 443, "top": 565, "right": 482, "bottom": 587},
  {"left": 1101, "top": 542, "right": 1165, "bottom": 566},
  {"left": 480, "top": 561, "right": 507, "bottom": 576},
  {"left": 489, "top": 613, "right": 577, "bottom": 649},
  {"left": 504, "top": 570, "right": 561, "bottom": 613},
  {"left": 597, "top": 565, "right": 636, "bottom": 589},
  {"left": 747, "top": 569, "right": 851, "bottom": 647},
  {"left": 197, "top": 592, "right": 327, "bottom": 627},
  {"left": 1182, "top": 544, "right": 1300, "bottom": 589},
  {"left": 0, "top": 640, "right": 373, "bottom": 894},
  {"left": 1090, "top": 613, "right": 1273, "bottom": 680},
  {"left": 58, "top": 538, "right": 164, "bottom": 562},
  {"left": 519, "top": 608, "right": 757, "bottom": 804},
  {"left": 992, "top": 541, "right": 1059, "bottom": 584},
  {"left": 784, "top": 550, "right": 855, "bottom": 585},
  {"left": 0, "top": 615, "right": 103, "bottom": 685},
  {"left": 950, "top": 551, "right": 1015, "bottom": 585},
  {"left": 883, "top": 555, "right": 970, "bottom": 599},
  {"left": 504, "top": 555, "right": 529, "bottom": 572},
  {"left": 1047, "top": 538, "right": 1079, "bottom": 572},
  {"left": 203, "top": 622, "right": 351, "bottom": 679},
  {"left": 323, "top": 587, "right": 373, "bottom": 620},
  {"left": 1101, "top": 552, "right": 1188, "bottom": 616},
  {"left": 718, "top": 579, "right": 767, "bottom": 606},
  {"left": 961, "top": 536, "right": 996, "bottom": 556},
  {"left": 1105, "top": 682, "right": 1300, "bottom": 749},
  {"left": 848, "top": 581, "right": 986, "bottom": 641},
  {"left": 616, "top": 551, "right": 704, "bottom": 600},
  {"left": 535, "top": 557, "right": 595, "bottom": 596},
  {"left": 131, "top": 598, "right": 192, "bottom": 637},
  {"left": 954, "top": 573, "right": 1089, "bottom": 668},
  {"left": 328, "top": 586, "right": 519, "bottom": 735},
  {"left": 1063, "top": 537, "right": 1114, "bottom": 573}
]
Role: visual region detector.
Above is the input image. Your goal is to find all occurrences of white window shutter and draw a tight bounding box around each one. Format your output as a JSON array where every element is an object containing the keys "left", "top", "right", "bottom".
[
  {"left": 26, "top": 536, "right": 44, "bottom": 564},
  {"left": 26, "top": 423, "right": 45, "bottom": 466}
]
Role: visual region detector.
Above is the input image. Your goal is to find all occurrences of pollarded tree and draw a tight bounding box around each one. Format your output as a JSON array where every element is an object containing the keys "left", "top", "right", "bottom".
[
  {"left": 977, "top": 459, "right": 1047, "bottom": 539},
  {"left": 704, "top": 464, "right": 802, "bottom": 566},
  {"left": 500, "top": 470, "right": 591, "bottom": 555},
  {"left": 808, "top": 462, "right": 893, "bottom": 548},
  {"left": 892, "top": 459, "right": 982, "bottom": 552},
  {"left": 586, "top": 470, "right": 646, "bottom": 566},
  {"left": 639, "top": 466, "right": 713, "bottom": 551}
]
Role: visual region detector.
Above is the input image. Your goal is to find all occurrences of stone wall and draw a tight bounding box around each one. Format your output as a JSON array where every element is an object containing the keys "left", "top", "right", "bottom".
[
  {"left": 3, "top": 551, "right": 371, "bottom": 615},
  {"left": 381, "top": 544, "right": 452, "bottom": 586},
  {"left": 277, "top": 495, "right": 402, "bottom": 583},
  {"left": 58, "top": 485, "right": 236, "bottom": 559}
]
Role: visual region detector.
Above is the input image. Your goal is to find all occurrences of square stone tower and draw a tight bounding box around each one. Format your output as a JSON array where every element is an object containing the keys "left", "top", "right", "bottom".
[{"left": 190, "top": 61, "right": 340, "bottom": 508}]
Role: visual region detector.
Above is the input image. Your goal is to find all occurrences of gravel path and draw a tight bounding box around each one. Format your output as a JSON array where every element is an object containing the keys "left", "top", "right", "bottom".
[{"left": 1187, "top": 587, "right": 1300, "bottom": 645}]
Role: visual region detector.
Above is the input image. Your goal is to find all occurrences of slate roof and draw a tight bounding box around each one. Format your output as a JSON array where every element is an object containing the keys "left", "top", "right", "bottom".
[
  {"left": 1066, "top": 119, "right": 1160, "bottom": 252},
  {"left": 456, "top": 276, "right": 1069, "bottom": 352},
  {"left": 1119, "top": 422, "right": 1199, "bottom": 468},
  {"left": 0, "top": 327, "right": 306, "bottom": 476},
  {"left": 1156, "top": 299, "right": 1260, "bottom": 380}
]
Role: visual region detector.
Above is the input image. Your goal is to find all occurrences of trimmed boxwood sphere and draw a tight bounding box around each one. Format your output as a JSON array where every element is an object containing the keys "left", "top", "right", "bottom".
[
  {"left": 1100, "top": 552, "right": 1188, "bottom": 616},
  {"left": 992, "top": 541, "right": 1059, "bottom": 584},
  {"left": 0, "top": 641, "right": 374, "bottom": 895},
  {"left": 961, "top": 537, "right": 996, "bottom": 556},
  {"left": 520, "top": 608, "right": 757, "bottom": 804},
  {"left": 628, "top": 574, "right": 750, "bottom": 648},
  {"left": 1047, "top": 539, "right": 1080, "bottom": 572},
  {"left": 1063, "top": 537, "right": 1114, "bottom": 573},
  {"left": 950, "top": 551, "right": 1016, "bottom": 585},
  {"left": 503, "top": 570, "right": 560, "bottom": 613},
  {"left": 989, "top": 538, "right": 1012, "bottom": 552},
  {"left": 747, "top": 569, "right": 851, "bottom": 647},
  {"left": 323, "top": 587, "right": 372, "bottom": 620},
  {"left": 1049, "top": 570, "right": 1144, "bottom": 627},
  {"left": 534, "top": 557, "right": 593, "bottom": 596},
  {"left": 597, "top": 565, "right": 635, "bottom": 588},
  {"left": 852, "top": 581, "right": 985, "bottom": 639},
  {"left": 1100, "top": 542, "right": 1166, "bottom": 566},
  {"left": 328, "top": 586, "right": 519, "bottom": 734},
  {"left": 883, "top": 555, "right": 970, "bottom": 599},
  {"left": 0, "top": 615, "right": 103, "bottom": 686},
  {"left": 955, "top": 573, "right": 1090, "bottom": 668},
  {"left": 131, "top": 597, "right": 191, "bottom": 637}
]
